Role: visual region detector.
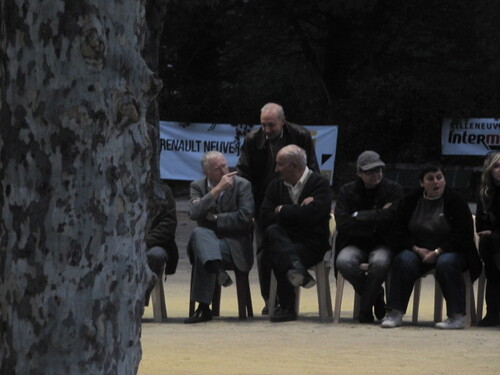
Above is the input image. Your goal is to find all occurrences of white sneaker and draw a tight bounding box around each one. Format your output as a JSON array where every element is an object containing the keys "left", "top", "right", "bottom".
[
  {"left": 381, "top": 310, "right": 403, "bottom": 328},
  {"left": 435, "top": 314, "right": 466, "bottom": 329}
]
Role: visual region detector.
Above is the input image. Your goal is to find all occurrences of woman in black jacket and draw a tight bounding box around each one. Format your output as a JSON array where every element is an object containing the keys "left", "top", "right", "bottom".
[
  {"left": 475, "top": 151, "right": 500, "bottom": 326},
  {"left": 381, "top": 165, "right": 481, "bottom": 329}
]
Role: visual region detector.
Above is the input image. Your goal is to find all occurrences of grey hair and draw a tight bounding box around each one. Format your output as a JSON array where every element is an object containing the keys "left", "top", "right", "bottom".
[
  {"left": 201, "top": 151, "right": 224, "bottom": 173},
  {"left": 279, "top": 144, "right": 307, "bottom": 168},
  {"left": 261, "top": 102, "right": 285, "bottom": 121}
]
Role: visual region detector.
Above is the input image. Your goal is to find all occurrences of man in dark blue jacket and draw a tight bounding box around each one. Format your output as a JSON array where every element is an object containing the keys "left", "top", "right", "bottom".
[{"left": 334, "top": 151, "right": 403, "bottom": 323}]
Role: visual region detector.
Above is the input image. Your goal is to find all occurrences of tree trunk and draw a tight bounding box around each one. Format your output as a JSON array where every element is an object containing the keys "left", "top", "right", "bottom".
[{"left": 0, "top": 1, "right": 161, "bottom": 373}]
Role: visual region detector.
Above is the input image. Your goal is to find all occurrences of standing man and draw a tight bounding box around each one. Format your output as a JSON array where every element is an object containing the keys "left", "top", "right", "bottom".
[
  {"left": 334, "top": 150, "right": 403, "bottom": 323},
  {"left": 260, "top": 145, "right": 332, "bottom": 322},
  {"left": 185, "top": 151, "right": 254, "bottom": 324},
  {"left": 237, "top": 102, "right": 319, "bottom": 314}
]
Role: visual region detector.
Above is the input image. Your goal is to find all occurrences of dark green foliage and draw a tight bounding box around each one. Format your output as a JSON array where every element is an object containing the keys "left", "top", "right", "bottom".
[{"left": 158, "top": 0, "right": 500, "bottom": 164}]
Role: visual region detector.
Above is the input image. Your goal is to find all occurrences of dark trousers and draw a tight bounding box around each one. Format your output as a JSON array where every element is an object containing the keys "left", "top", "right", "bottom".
[
  {"left": 147, "top": 246, "right": 169, "bottom": 278},
  {"left": 479, "top": 234, "right": 500, "bottom": 314},
  {"left": 263, "top": 224, "right": 322, "bottom": 308},
  {"left": 386, "top": 249, "right": 467, "bottom": 317},
  {"left": 255, "top": 222, "right": 272, "bottom": 302},
  {"left": 144, "top": 246, "right": 169, "bottom": 305}
]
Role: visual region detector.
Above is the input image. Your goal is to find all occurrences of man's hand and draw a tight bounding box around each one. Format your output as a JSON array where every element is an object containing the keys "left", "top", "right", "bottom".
[
  {"left": 211, "top": 171, "right": 237, "bottom": 198},
  {"left": 412, "top": 245, "right": 438, "bottom": 264},
  {"left": 382, "top": 202, "right": 392, "bottom": 209},
  {"left": 301, "top": 197, "right": 314, "bottom": 206}
]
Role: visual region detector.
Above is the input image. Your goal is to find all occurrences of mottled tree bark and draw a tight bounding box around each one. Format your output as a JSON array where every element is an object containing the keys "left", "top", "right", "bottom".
[{"left": 0, "top": 1, "right": 161, "bottom": 374}]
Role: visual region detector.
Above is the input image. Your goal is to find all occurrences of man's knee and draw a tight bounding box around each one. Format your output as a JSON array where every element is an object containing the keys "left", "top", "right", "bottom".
[
  {"left": 370, "top": 248, "right": 392, "bottom": 273},
  {"left": 264, "top": 223, "right": 285, "bottom": 241},
  {"left": 336, "top": 246, "right": 361, "bottom": 271},
  {"left": 435, "top": 252, "right": 463, "bottom": 274},
  {"left": 392, "top": 250, "right": 418, "bottom": 271},
  {"left": 147, "top": 246, "right": 168, "bottom": 276}
]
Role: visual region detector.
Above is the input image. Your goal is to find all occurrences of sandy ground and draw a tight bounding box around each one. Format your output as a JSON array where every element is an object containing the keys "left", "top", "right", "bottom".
[{"left": 138, "top": 206, "right": 500, "bottom": 375}]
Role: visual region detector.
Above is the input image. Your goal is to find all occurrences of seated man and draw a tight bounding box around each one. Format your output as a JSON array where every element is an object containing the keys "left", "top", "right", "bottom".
[
  {"left": 185, "top": 151, "right": 254, "bottom": 324},
  {"left": 334, "top": 151, "right": 403, "bottom": 323},
  {"left": 144, "top": 181, "right": 179, "bottom": 306},
  {"left": 260, "top": 145, "right": 332, "bottom": 322}
]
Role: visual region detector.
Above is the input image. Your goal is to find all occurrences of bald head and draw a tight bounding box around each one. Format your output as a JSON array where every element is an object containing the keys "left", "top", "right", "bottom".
[
  {"left": 275, "top": 145, "right": 307, "bottom": 185},
  {"left": 260, "top": 102, "right": 285, "bottom": 140}
]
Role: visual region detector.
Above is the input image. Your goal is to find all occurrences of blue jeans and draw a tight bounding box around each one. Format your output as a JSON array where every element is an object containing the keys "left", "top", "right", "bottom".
[
  {"left": 386, "top": 249, "right": 467, "bottom": 317},
  {"left": 336, "top": 245, "right": 392, "bottom": 312}
]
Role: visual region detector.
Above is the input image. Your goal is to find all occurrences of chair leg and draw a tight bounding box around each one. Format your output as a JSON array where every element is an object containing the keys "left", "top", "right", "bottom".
[
  {"left": 333, "top": 272, "right": 345, "bottom": 323},
  {"left": 476, "top": 268, "right": 486, "bottom": 321},
  {"left": 151, "top": 273, "right": 167, "bottom": 322},
  {"left": 235, "top": 269, "right": 253, "bottom": 320},
  {"left": 211, "top": 284, "right": 221, "bottom": 317},
  {"left": 412, "top": 278, "right": 422, "bottom": 324},
  {"left": 433, "top": 280, "right": 443, "bottom": 323},
  {"left": 315, "top": 262, "right": 333, "bottom": 322}
]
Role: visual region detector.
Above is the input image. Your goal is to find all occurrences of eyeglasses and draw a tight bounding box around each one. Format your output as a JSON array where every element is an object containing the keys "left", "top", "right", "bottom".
[{"left": 362, "top": 167, "right": 383, "bottom": 175}]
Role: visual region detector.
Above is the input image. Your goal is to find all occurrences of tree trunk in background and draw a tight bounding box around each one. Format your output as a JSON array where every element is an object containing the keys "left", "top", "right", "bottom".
[{"left": 0, "top": 1, "right": 161, "bottom": 373}]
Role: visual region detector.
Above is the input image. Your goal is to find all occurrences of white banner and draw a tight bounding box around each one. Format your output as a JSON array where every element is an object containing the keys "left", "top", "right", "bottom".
[
  {"left": 159, "top": 121, "right": 338, "bottom": 184},
  {"left": 442, "top": 118, "right": 500, "bottom": 155}
]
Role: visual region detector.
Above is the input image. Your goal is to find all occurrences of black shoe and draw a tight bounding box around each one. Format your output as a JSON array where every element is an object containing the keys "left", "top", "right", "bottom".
[
  {"left": 478, "top": 313, "right": 500, "bottom": 327},
  {"left": 184, "top": 307, "right": 213, "bottom": 324},
  {"left": 301, "top": 271, "right": 316, "bottom": 289},
  {"left": 262, "top": 299, "right": 269, "bottom": 315},
  {"left": 217, "top": 271, "right": 233, "bottom": 287},
  {"left": 286, "top": 264, "right": 316, "bottom": 289},
  {"left": 286, "top": 269, "right": 304, "bottom": 287},
  {"left": 270, "top": 306, "right": 297, "bottom": 323},
  {"left": 374, "top": 290, "right": 386, "bottom": 321},
  {"left": 358, "top": 310, "right": 375, "bottom": 323}
]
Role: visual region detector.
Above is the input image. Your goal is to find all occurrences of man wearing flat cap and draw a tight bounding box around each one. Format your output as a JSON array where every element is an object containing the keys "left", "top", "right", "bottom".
[{"left": 334, "top": 151, "right": 403, "bottom": 323}]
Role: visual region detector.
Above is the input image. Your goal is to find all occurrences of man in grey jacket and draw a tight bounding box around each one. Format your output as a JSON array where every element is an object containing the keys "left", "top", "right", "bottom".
[{"left": 185, "top": 151, "right": 254, "bottom": 324}]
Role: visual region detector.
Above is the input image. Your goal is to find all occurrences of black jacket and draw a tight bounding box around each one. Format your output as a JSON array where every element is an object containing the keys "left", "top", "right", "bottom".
[
  {"left": 334, "top": 177, "right": 404, "bottom": 253},
  {"left": 393, "top": 187, "right": 482, "bottom": 281},
  {"left": 145, "top": 186, "right": 179, "bottom": 275},
  {"left": 475, "top": 186, "right": 500, "bottom": 234},
  {"left": 237, "top": 122, "right": 319, "bottom": 210},
  {"left": 260, "top": 171, "right": 332, "bottom": 262}
]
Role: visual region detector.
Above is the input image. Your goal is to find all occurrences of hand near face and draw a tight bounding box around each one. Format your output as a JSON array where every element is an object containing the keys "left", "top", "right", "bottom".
[{"left": 211, "top": 171, "right": 237, "bottom": 199}]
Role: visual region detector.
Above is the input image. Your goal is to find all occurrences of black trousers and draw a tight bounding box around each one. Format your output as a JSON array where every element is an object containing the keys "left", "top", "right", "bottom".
[
  {"left": 263, "top": 224, "right": 323, "bottom": 308},
  {"left": 479, "top": 233, "right": 500, "bottom": 314}
]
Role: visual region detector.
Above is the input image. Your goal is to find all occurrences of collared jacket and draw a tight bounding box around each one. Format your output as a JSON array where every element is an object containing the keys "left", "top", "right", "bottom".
[
  {"left": 187, "top": 175, "right": 255, "bottom": 272},
  {"left": 260, "top": 172, "right": 332, "bottom": 263},
  {"left": 393, "top": 187, "right": 482, "bottom": 281},
  {"left": 145, "top": 185, "right": 179, "bottom": 275},
  {"left": 237, "top": 122, "right": 319, "bottom": 210}
]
